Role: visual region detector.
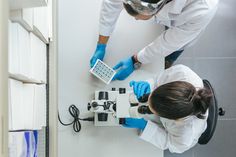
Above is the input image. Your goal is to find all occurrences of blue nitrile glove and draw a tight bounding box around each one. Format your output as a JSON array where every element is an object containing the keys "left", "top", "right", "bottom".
[
  {"left": 112, "top": 57, "right": 134, "bottom": 80},
  {"left": 90, "top": 43, "right": 106, "bottom": 68},
  {"left": 122, "top": 118, "right": 147, "bottom": 131},
  {"left": 129, "top": 81, "right": 151, "bottom": 99}
]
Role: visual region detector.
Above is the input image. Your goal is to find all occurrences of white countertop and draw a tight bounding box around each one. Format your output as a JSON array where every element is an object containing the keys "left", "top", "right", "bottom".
[{"left": 58, "top": 0, "right": 164, "bottom": 156}]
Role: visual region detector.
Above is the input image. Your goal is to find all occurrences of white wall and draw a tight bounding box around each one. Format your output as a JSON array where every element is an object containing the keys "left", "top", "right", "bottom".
[
  {"left": 0, "top": 0, "right": 9, "bottom": 156},
  {"left": 58, "top": 0, "right": 164, "bottom": 157}
]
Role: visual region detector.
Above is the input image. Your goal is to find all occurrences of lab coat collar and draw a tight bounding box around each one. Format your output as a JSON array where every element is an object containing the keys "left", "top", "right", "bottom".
[{"left": 168, "top": 0, "right": 188, "bottom": 14}]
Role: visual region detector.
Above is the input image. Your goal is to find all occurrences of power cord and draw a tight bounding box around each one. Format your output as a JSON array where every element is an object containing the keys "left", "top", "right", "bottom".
[{"left": 58, "top": 104, "right": 94, "bottom": 133}]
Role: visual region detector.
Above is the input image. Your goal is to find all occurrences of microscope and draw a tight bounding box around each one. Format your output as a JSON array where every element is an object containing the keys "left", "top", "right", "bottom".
[{"left": 87, "top": 88, "right": 152, "bottom": 126}]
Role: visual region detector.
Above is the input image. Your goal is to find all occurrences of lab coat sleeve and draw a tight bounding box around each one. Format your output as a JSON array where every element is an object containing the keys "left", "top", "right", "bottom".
[
  {"left": 99, "top": 0, "right": 124, "bottom": 36},
  {"left": 140, "top": 120, "right": 194, "bottom": 153},
  {"left": 137, "top": 13, "right": 215, "bottom": 64},
  {"left": 145, "top": 78, "right": 157, "bottom": 92},
  {"left": 140, "top": 120, "right": 168, "bottom": 150}
]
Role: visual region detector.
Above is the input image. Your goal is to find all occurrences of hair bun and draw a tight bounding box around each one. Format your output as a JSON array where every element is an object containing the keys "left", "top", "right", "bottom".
[{"left": 192, "top": 89, "right": 212, "bottom": 117}]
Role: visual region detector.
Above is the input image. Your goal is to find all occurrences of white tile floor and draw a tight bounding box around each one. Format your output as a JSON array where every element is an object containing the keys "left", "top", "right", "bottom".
[{"left": 166, "top": 1, "right": 236, "bottom": 156}]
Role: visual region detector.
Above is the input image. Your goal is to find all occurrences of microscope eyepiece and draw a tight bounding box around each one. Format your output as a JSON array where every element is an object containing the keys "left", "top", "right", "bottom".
[
  {"left": 98, "top": 91, "right": 109, "bottom": 100},
  {"left": 119, "top": 88, "right": 126, "bottom": 94},
  {"left": 138, "top": 105, "right": 153, "bottom": 114},
  {"left": 138, "top": 93, "right": 150, "bottom": 103},
  {"left": 98, "top": 113, "right": 108, "bottom": 121}
]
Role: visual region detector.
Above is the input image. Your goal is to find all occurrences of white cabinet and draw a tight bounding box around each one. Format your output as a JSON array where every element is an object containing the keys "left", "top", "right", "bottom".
[
  {"left": 30, "top": 32, "right": 47, "bottom": 83},
  {"left": 33, "top": 6, "right": 49, "bottom": 43},
  {"left": 8, "top": 79, "right": 46, "bottom": 130},
  {"left": 8, "top": 22, "right": 31, "bottom": 78},
  {"left": 1, "top": 0, "right": 57, "bottom": 157},
  {"left": 10, "top": 1, "right": 52, "bottom": 43},
  {"left": 7, "top": 18, "right": 48, "bottom": 157},
  {"left": 8, "top": 22, "right": 47, "bottom": 83},
  {"left": 3, "top": 0, "right": 57, "bottom": 157}
]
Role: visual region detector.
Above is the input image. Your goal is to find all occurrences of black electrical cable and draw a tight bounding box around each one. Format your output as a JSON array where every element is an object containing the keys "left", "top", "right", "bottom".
[{"left": 58, "top": 104, "right": 94, "bottom": 133}]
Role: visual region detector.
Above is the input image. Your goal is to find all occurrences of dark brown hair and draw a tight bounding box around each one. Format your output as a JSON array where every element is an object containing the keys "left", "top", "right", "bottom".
[
  {"left": 123, "top": 3, "right": 139, "bottom": 16},
  {"left": 150, "top": 81, "right": 212, "bottom": 120}
]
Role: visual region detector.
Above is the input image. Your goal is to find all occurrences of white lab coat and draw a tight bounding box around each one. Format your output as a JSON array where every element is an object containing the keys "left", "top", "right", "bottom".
[
  {"left": 99, "top": 0, "right": 218, "bottom": 64},
  {"left": 140, "top": 64, "right": 208, "bottom": 153}
]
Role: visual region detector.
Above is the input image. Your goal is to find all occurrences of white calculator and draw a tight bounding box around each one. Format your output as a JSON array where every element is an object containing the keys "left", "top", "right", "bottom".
[{"left": 90, "top": 59, "right": 116, "bottom": 84}]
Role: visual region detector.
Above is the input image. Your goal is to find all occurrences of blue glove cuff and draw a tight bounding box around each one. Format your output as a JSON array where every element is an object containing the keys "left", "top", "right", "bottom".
[
  {"left": 140, "top": 119, "right": 147, "bottom": 131},
  {"left": 96, "top": 43, "right": 106, "bottom": 51},
  {"left": 123, "top": 118, "right": 147, "bottom": 131}
]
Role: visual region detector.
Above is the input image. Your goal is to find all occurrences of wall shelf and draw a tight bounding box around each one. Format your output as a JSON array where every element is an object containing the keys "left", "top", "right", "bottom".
[
  {"left": 9, "top": 0, "right": 48, "bottom": 10},
  {"left": 1, "top": 0, "right": 57, "bottom": 157},
  {"left": 9, "top": 73, "right": 46, "bottom": 84}
]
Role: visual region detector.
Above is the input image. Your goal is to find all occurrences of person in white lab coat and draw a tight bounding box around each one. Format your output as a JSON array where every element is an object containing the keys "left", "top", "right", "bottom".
[
  {"left": 122, "top": 64, "right": 212, "bottom": 153},
  {"left": 90, "top": 0, "right": 218, "bottom": 80}
]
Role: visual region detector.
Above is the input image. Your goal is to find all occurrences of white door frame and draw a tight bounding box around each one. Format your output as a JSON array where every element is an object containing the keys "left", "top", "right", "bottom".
[{"left": 48, "top": 0, "right": 58, "bottom": 156}]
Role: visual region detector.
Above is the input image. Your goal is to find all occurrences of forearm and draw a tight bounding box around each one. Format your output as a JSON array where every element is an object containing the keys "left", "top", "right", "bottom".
[
  {"left": 99, "top": 0, "right": 123, "bottom": 36},
  {"left": 98, "top": 35, "right": 109, "bottom": 44},
  {"left": 137, "top": 24, "right": 203, "bottom": 64}
]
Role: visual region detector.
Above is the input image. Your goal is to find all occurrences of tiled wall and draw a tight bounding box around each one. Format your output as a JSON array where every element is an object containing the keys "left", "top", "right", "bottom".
[{"left": 165, "top": 0, "right": 236, "bottom": 156}]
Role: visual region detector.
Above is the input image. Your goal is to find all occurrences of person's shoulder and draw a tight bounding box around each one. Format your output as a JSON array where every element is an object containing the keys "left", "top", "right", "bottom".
[
  {"left": 158, "top": 64, "right": 192, "bottom": 84},
  {"left": 170, "top": 64, "right": 189, "bottom": 69},
  {"left": 166, "top": 64, "right": 192, "bottom": 74},
  {"left": 186, "top": 0, "right": 218, "bottom": 9},
  {"left": 165, "top": 64, "right": 203, "bottom": 88}
]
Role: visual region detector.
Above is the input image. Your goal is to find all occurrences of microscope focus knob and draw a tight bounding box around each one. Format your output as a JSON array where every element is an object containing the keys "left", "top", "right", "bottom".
[
  {"left": 87, "top": 103, "right": 91, "bottom": 110},
  {"left": 119, "top": 88, "right": 126, "bottom": 94},
  {"left": 112, "top": 104, "right": 116, "bottom": 112},
  {"left": 92, "top": 102, "right": 98, "bottom": 108}
]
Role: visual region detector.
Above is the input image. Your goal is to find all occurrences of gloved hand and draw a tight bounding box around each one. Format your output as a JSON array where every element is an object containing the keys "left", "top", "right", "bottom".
[
  {"left": 112, "top": 57, "right": 134, "bottom": 80},
  {"left": 129, "top": 81, "right": 151, "bottom": 99},
  {"left": 90, "top": 43, "right": 106, "bottom": 68},
  {"left": 122, "top": 118, "right": 147, "bottom": 131}
]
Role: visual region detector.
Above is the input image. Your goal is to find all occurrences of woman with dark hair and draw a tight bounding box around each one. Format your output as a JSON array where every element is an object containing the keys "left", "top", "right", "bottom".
[
  {"left": 123, "top": 64, "right": 212, "bottom": 153},
  {"left": 90, "top": 0, "right": 218, "bottom": 80}
]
